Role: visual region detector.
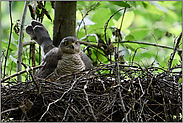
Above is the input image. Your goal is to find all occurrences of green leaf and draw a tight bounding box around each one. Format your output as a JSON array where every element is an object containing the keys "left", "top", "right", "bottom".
[
  {"left": 125, "top": 35, "right": 134, "bottom": 41},
  {"left": 109, "top": 1, "right": 130, "bottom": 8},
  {"left": 113, "top": 11, "right": 135, "bottom": 32},
  {"left": 90, "top": 8, "right": 114, "bottom": 32},
  {"left": 129, "top": 28, "right": 153, "bottom": 40}
]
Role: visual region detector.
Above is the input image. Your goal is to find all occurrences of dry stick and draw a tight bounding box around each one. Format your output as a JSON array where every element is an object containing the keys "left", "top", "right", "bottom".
[
  {"left": 3, "top": 1, "right": 13, "bottom": 79},
  {"left": 38, "top": 71, "right": 89, "bottom": 122},
  {"left": 21, "top": 62, "right": 39, "bottom": 93},
  {"left": 1, "top": 65, "right": 43, "bottom": 82},
  {"left": 62, "top": 100, "right": 72, "bottom": 122},
  {"left": 118, "top": 7, "right": 126, "bottom": 50},
  {"left": 114, "top": 47, "right": 127, "bottom": 121},
  {"left": 104, "top": 8, "right": 125, "bottom": 45},
  {"left": 17, "top": 1, "right": 30, "bottom": 82},
  {"left": 167, "top": 33, "right": 182, "bottom": 76},
  {"left": 83, "top": 80, "right": 97, "bottom": 121},
  {"left": 1, "top": 107, "right": 19, "bottom": 114}
]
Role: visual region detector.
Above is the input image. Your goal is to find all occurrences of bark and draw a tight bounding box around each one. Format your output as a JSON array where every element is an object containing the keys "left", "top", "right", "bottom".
[{"left": 53, "top": 1, "right": 76, "bottom": 46}]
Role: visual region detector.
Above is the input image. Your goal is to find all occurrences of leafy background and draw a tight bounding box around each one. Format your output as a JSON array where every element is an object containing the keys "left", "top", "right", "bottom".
[{"left": 1, "top": 1, "right": 182, "bottom": 81}]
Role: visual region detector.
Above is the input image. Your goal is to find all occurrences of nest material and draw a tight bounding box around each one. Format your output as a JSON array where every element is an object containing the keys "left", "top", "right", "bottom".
[{"left": 1, "top": 62, "right": 182, "bottom": 122}]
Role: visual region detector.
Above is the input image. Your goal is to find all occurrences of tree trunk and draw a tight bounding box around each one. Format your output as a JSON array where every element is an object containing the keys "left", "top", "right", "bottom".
[{"left": 53, "top": 1, "right": 76, "bottom": 46}]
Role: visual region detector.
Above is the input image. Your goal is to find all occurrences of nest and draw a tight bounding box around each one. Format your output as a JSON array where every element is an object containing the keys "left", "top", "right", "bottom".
[{"left": 1, "top": 61, "right": 182, "bottom": 122}]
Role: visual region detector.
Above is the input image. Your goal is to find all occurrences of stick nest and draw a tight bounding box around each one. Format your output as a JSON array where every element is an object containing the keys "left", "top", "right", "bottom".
[{"left": 1, "top": 62, "right": 182, "bottom": 122}]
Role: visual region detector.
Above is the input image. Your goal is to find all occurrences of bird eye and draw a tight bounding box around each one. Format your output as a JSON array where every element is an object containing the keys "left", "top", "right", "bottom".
[
  {"left": 65, "top": 42, "right": 69, "bottom": 46},
  {"left": 75, "top": 42, "right": 78, "bottom": 45}
]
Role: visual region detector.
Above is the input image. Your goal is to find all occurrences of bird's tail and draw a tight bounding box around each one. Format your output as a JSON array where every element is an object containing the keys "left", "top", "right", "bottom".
[{"left": 25, "top": 20, "right": 54, "bottom": 55}]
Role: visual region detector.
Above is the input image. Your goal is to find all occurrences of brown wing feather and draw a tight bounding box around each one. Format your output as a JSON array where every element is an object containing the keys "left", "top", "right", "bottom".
[
  {"left": 37, "top": 48, "right": 62, "bottom": 78},
  {"left": 79, "top": 51, "right": 93, "bottom": 70}
]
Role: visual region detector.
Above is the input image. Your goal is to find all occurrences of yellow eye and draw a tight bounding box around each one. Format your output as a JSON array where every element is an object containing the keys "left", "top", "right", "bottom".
[
  {"left": 75, "top": 42, "right": 78, "bottom": 45},
  {"left": 65, "top": 42, "right": 69, "bottom": 46}
]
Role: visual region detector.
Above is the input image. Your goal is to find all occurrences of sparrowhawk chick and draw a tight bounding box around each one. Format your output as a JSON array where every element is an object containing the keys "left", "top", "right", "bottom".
[{"left": 26, "top": 20, "right": 93, "bottom": 81}]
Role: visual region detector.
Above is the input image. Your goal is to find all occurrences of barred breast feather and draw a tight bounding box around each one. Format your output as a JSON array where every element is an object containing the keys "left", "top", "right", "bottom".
[{"left": 54, "top": 53, "right": 85, "bottom": 77}]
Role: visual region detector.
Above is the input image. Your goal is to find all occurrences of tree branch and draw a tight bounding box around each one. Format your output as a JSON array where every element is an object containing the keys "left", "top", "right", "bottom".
[
  {"left": 1, "top": 65, "right": 43, "bottom": 82},
  {"left": 3, "top": 1, "right": 13, "bottom": 79},
  {"left": 113, "top": 40, "right": 182, "bottom": 52},
  {"left": 17, "top": 1, "right": 30, "bottom": 82}
]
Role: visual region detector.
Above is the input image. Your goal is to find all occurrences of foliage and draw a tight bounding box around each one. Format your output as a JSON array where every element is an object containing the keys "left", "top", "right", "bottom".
[{"left": 1, "top": 1, "right": 182, "bottom": 80}]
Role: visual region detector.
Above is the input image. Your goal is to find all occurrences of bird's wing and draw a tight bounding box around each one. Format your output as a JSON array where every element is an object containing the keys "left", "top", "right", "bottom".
[
  {"left": 37, "top": 47, "right": 62, "bottom": 78},
  {"left": 79, "top": 51, "right": 93, "bottom": 70}
]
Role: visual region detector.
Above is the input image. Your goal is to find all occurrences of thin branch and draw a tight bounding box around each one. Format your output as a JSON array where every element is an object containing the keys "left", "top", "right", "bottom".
[
  {"left": 21, "top": 62, "right": 39, "bottom": 93},
  {"left": 3, "top": 1, "right": 13, "bottom": 79},
  {"left": 167, "top": 32, "right": 182, "bottom": 75},
  {"left": 17, "top": 1, "right": 30, "bottom": 82},
  {"left": 119, "top": 7, "right": 126, "bottom": 31},
  {"left": 23, "top": 40, "right": 37, "bottom": 47},
  {"left": 113, "top": 40, "right": 182, "bottom": 52},
  {"left": 83, "top": 80, "right": 97, "bottom": 121},
  {"left": 1, "top": 107, "right": 19, "bottom": 114},
  {"left": 1, "top": 65, "right": 43, "bottom": 82},
  {"left": 104, "top": 8, "right": 124, "bottom": 43}
]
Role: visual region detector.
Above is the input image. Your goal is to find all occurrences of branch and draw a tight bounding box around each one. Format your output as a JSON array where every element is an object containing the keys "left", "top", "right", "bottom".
[
  {"left": 167, "top": 32, "right": 182, "bottom": 76},
  {"left": 1, "top": 65, "right": 43, "bottom": 82},
  {"left": 23, "top": 40, "right": 36, "bottom": 47},
  {"left": 104, "top": 8, "right": 124, "bottom": 43},
  {"left": 17, "top": 1, "right": 30, "bottom": 82},
  {"left": 3, "top": 1, "right": 13, "bottom": 79},
  {"left": 113, "top": 40, "right": 182, "bottom": 52}
]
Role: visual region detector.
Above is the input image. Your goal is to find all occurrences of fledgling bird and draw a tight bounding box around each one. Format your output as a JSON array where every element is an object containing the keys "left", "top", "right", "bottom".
[{"left": 25, "top": 20, "right": 93, "bottom": 81}]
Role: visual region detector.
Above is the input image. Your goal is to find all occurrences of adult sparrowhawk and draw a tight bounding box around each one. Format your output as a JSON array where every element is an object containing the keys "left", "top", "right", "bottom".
[{"left": 25, "top": 20, "right": 93, "bottom": 81}]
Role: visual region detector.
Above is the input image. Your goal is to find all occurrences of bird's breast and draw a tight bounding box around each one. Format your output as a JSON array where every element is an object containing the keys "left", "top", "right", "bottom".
[{"left": 54, "top": 53, "right": 85, "bottom": 76}]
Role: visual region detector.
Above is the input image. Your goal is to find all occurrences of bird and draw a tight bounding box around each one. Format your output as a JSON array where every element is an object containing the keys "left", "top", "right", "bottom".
[{"left": 25, "top": 20, "right": 93, "bottom": 81}]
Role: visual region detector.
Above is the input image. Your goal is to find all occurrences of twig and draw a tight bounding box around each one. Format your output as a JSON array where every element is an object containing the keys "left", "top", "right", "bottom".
[
  {"left": 23, "top": 40, "right": 37, "bottom": 47},
  {"left": 167, "top": 32, "right": 182, "bottom": 76},
  {"left": 114, "top": 47, "right": 127, "bottom": 121},
  {"left": 61, "top": 99, "right": 72, "bottom": 122},
  {"left": 119, "top": 7, "right": 126, "bottom": 32},
  {"left": 17, "top": 1, "right": 30, "bottom": 82},
  {"left": 83, "top": 80, "right": 97, "bottom": 121},
  {"left": 1, "top": 107, "right": 19, "bottom": 114},
  {"left": 1, "top": 65, "right": 43, "bottom": 82},
  {"left": 113, "top": 40, "right": 182, "bottom": 52},
  {"left": 104, "top": 8, "right": 124, "bottom": 43},
  {"left": 3, "top": 1, "right": 13, "bottom": 79},
  {"left": 21, "top": 62, "right": 39, "bottom": 93}
]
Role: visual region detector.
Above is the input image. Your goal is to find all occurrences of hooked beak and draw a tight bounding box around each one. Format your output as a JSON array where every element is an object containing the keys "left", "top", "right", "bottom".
[{"left": 70, "top": 43, "right": 74, "bottom": 49}]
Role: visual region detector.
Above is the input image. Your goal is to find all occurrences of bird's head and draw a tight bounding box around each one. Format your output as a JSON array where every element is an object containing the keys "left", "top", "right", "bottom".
[{"left": 59, "top": 36, "right": 81, "bottom": 54}]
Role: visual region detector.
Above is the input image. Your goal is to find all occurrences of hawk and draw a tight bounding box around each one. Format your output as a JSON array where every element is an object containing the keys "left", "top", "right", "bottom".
[{"left": 26, "top": 20, "right": 93, "bottom": 81}]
